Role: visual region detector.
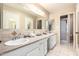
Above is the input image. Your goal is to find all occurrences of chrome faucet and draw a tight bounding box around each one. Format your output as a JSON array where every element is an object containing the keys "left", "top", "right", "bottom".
[{"left": 12, "top": 33, "right": 21, "bottom": 40}]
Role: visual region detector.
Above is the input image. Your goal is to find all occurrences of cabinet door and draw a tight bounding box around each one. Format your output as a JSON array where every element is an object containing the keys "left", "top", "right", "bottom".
[
  {"left": 38, "top": 38, "right": 48, "bottom": 56},
  {"left": 39, "top": 43, "right": 44, "bottom": 56},
  {"left": 26, "top": 39, "right": 48, "bottom": 56},
  {"left": 53, "top": 35, "right": 56, "bottom": 46},
  {"left": 26, "top": 42, "right": 44, "bottom": 56},
  {"left": 49, "top": 35, "right": 56, "bottom": 49},
  {"left": 3, "top": 42, "right": 39, "bottom": 56},
  {"left": 3, "top": 46, "right": 29, "bottom": 56},
  {"left": 26, "top": 47, "right": 40, "bottom": 56},
  {"left": 43, "top": 38, "right": 48, "bottom": 55}
]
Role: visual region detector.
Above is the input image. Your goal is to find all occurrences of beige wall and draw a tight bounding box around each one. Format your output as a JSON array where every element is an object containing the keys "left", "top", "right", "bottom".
[
  {"left": 49, "top": 6, "right": 76, "bottom": 45},
  {"left": 76, "top": 4, "right": 79, "bottom": 12},
  {"left": 75, "top": 4, "right": 79, "bottom": 49}
]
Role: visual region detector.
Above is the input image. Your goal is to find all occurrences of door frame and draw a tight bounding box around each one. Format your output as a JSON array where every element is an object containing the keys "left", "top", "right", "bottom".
[{"left": 60, "top": 15, "right": 71, "bottom": 44}]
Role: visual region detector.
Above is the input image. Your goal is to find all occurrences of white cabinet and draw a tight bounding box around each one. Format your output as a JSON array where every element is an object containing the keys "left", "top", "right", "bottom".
[
  {"left": 26, "top": 42, "right": 43, "bottom": 56},
  {"left": 52, "top": 35, "right": 56, "bottom": 47},
  {"left": 2, "top": 38, "right": 48, "bottom": 56},
  {"left": 3, "top": 45, "right": 30, "bottom": 56},
  {"left": 39, "top": 43, "right": 44, "bottom": 56},
  {"left": 3, "top": 40, "right": 40, "bottom": 56},
  {"left": 26, "top": 47, "right": 40, "bottom": 56},
  {"left": 27, "top": 43, "right": 44, "bottom": 56},
  {"left": 43, "top": 38, "right": 48, "bottom": 55},
  {"left": 49, "top": 35, "right": 57, "bottom": 49},
  {"left": 27, "top": 38, "right": 48, "bottom": 56}
]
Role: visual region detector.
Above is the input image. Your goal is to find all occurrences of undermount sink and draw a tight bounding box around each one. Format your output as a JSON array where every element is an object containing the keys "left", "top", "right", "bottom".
[{"left": 4, "top": 38, "right": 29, "bottom": 46}]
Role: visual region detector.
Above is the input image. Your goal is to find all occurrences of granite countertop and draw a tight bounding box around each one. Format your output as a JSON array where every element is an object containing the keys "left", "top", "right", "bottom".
[{"left": 0, "top": 33, "right": 56, "bottom": 55}]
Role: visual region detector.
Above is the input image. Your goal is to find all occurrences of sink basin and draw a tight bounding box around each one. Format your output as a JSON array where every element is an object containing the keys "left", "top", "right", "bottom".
[{"left": 4, "top": 38, "right": 29, "bottom": 46}]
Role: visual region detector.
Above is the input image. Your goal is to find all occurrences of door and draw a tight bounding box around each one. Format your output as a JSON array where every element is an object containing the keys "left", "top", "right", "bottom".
[
  {"left": 75, "top": 12, "right": 79, "bottom": 53},
  {"left": 60, "top": 18, "right": 67, "bottom": 44}
]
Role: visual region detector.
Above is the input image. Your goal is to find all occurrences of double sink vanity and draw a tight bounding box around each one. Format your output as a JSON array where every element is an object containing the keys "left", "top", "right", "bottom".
[
  {"left": 0, "top": 3, "right": 57, "bottom": 56},
  {"left": 0, "top": 32, "right": 56, "bottom": 56}
]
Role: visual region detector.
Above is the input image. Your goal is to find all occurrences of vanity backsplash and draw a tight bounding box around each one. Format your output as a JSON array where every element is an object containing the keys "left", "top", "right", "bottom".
[
  {"left": 0, "top": 29, "right": 18, "bottom": 42},
  {"left": 0, "top": 29, "right": 48, "bottom": 42}
]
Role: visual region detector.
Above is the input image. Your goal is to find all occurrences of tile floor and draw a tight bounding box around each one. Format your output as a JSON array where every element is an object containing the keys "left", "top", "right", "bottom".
[{"left": 47, "top": 44, "right": 77, "bottom": 56}]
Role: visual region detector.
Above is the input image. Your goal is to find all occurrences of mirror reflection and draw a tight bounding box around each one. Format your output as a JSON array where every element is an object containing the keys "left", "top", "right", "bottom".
[{"left": 0, "top": 3, "right": 54, "bottom": 32}]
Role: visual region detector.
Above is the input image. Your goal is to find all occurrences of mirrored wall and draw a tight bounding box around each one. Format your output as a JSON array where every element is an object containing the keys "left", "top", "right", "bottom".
[{"left": 0, "top": 3, "right": 50, "bottom": 32}]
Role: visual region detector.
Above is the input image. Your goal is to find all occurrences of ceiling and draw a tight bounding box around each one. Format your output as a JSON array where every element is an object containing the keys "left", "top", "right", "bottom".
[
  {"left": 40, "top": 3, "right": 76, "bottom": 13},
  {"left": 4, "top": 3, "right": 44, "bottom": 18},
  {"left": 4, "top": 3, "right": 76, "bottom": 17}
]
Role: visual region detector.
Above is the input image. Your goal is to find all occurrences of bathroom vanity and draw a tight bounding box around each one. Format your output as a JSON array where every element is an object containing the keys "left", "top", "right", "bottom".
[{"left": 0, "top": 33, "right": 56, "bottom": 56}]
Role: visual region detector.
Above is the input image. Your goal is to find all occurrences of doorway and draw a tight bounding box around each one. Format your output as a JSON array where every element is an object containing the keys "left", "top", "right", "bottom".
[
  {"left": 60, "top": 15, "right": 68, "bottom": 44},
  {"left": 60, "top": 14, "right": 73, "bottom": 45},
  {"left": 37, "top": 20, "right": 42, "bottom": 29}
]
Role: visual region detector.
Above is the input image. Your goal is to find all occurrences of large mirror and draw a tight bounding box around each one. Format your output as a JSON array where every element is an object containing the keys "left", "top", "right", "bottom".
[
  {"left": 37, "top": 19, "right": 48, "bottom": 29},
  {"left": 0, "top": 3, "right": 49, "bottom": 31},
  {"left": 3, "top": 10, "right": 20, "bottom": 29}
]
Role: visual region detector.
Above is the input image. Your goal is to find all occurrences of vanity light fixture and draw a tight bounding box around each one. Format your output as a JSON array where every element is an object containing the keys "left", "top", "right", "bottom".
[{"left": 23, "top": 4, "right": 46, "bottom": 17}]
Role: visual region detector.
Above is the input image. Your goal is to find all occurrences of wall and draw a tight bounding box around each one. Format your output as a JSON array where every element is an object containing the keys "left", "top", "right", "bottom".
[
  {"left": 0, "top": 4, "right": 3, "bottom": 29},
  {"left": 75, "top": 4, "right": 79, "bottom": 49},
  {"left": 76, "top": 4, "right": 79, "bottom": 12},
  {"left": 49, "top": 6, "right": 76, "bottom": 45}
]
